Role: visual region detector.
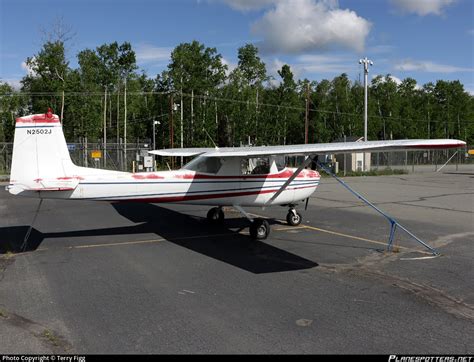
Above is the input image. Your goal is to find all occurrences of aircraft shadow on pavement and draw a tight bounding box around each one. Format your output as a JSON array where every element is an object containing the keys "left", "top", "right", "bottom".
[{"left": 0, "top": 203, "right": 318, "bottom": 274}]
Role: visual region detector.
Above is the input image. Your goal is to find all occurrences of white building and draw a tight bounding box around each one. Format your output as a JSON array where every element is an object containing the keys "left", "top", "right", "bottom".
[{"left": 332, "top": 136, "right": 371, "bottom": 173}]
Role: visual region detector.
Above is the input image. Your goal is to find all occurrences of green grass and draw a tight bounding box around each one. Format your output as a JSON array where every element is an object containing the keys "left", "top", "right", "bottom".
[
  {"left": 0, "top": 309, "right": 7, "bottom": 319},
  {"left": 41, "top": 329, "right": 60, "bottom": 347}
]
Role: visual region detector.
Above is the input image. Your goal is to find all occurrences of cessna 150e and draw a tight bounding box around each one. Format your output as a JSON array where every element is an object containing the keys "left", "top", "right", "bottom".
[{"left": 7, "top": 110, "right": 466, "bottom": 240}]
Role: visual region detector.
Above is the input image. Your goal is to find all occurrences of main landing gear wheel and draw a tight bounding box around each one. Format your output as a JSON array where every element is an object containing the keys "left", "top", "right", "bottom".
[
  {"left": 207, "top": 207, "right": 224, "bottom": 223},
  {"left": 286, "top": 209, "right": 302, "bottom": 226},
  {"left": 250, "top": 219, "right": 270, "bottom": 240}
]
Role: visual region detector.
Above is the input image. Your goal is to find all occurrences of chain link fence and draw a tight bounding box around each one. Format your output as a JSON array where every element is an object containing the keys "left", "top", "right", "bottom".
[{"left": 370, "top": 148, "right": 472, "bottom": 173}]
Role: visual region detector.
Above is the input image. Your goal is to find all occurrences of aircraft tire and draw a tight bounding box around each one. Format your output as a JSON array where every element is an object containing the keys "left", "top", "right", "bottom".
[
  {"left": 286, "top": 211, "right": 302, "bottom": 226},
  {"left": 250, "top": 219, "right": 270, "bottom": 240},
  {"left": 207, "top": 207, "right": 224, "bottom": 223}
]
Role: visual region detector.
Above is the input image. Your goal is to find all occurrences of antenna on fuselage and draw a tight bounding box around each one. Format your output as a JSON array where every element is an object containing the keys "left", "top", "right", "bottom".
[{"left": 202, "top": 127, "right": 219, "bottom": 150}]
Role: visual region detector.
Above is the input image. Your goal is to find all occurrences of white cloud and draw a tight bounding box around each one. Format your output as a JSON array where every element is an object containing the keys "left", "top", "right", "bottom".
[
  {"left": 395, "top": 59, "right": 473, "bottom": 73},
  {"left": 295, "top": 54, "right": 353, "bottom": 73},
  {"left": 135, "top": 43, "right": 172, "bottom": 64},
  {"left": 251, "top": 0, "right": 371, "bottom": 54},
  {"left": 390, "top": 0, "right": 456, "bottom": 16},
  {"left": 1, "top": 78, "right": 22, "bottom": 90},
  {"left": 21, "top": 60, "right": 36, "bottom": 76},
  {"left": 268, "top": 58, "right": 286, "bottom": 76},
  {"left": 388, "top": 75, "right": 403, "bottom": 85},
  {"left": 213, "top": 0, "right": 275, "bottom": 11},
  {"left": 221, "top": 57, "right": 237, "bottom": 76},
  {"left": 266, "top": 58, "right": 299, "bottom": 86},
  {"left": 372, "top": 74, "right": 422, "bottom": 90},
  {"left": 372, "top": 74, "right": 402, "bottom": 85},
  {"left": 265, "top": 54, "right": 353, "bottom": 85}
]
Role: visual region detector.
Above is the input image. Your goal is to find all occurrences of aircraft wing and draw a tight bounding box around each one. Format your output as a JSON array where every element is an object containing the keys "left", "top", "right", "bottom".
[
  {"left": 149, "top": 148, "right": 215, "bottom": 157},
  {"left": 150, "top": 139, "right": 466, "bottom": 158}
]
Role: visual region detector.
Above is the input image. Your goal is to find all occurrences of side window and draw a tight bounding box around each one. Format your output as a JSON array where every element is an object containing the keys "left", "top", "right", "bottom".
[
  {"left": 183, "top": 156, "right": 222, "bottom": 174},
  {"left": 241, "top": 157, "right": 270, "bottom": 175},
  {"left": 274, "top": 156, "right": 286, "bottom": 172},
  {"left": 201, "top": 157, "right": 222, "bottom": 174}
]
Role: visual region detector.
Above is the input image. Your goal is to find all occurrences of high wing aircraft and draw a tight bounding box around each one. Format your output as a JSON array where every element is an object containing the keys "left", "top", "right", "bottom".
[{"left": 6, "top": 110, "right": 466, "bottom": 240}]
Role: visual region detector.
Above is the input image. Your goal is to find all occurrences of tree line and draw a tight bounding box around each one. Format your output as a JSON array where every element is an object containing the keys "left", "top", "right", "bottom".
[{"left": 1, "top": 39, "right": 473, "bottom": 148}]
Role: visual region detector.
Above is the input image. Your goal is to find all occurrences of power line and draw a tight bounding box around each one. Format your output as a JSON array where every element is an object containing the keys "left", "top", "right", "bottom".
[{"left": 1, "top": 91, "right": 474, "bottom": 125}]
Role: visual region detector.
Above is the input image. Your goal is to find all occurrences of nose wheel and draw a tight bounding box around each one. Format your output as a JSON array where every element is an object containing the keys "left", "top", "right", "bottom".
[{"left": 286, "top": 208, "right": 302, "bottom": 226}]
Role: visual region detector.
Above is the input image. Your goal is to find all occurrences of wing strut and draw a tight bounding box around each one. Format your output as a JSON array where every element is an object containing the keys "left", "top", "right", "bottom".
[
  {"left": 264, "top": 155, "right": 315, "bottom": 207},
  {"left": 316, "top": 162, "right": 439, "bottom": 256}
]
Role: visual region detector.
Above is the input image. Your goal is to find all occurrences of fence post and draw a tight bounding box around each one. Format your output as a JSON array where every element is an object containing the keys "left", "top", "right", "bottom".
[
  {"left": 456, "top": 149, "right": 459, "bottom": 171},
  {"left": 84, "top": 136, "right": 88, "bottom": 168}
]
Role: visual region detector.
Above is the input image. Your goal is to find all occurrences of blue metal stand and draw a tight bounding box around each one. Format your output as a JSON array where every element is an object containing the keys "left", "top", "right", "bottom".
[{"left": 317, "top": 162, "right": 439, "bottom": 256}]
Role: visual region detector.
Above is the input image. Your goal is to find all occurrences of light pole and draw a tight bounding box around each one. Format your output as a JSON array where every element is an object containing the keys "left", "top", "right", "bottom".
[
  {"left": 152, "top": 120, "right": 160, "bottom": 151},
  {"left": 359, "top": 57, "right": 373, "bottom": 171},
  {"left": 152, "top": 120, "right": 160, "bottom": 172}
]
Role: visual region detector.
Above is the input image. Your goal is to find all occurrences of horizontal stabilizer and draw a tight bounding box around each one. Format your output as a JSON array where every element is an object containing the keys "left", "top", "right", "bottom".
[
  {"left": 36, "top": 178, "right": 79, "bottom": 190},
  {"left": 7, "top": 178, "right": 79, "bottom": 195}
]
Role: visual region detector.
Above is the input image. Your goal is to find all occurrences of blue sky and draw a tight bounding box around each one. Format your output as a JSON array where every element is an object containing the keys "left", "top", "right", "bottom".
[{"left": 1, "top": 0, "right": 473, "bottom": 93}]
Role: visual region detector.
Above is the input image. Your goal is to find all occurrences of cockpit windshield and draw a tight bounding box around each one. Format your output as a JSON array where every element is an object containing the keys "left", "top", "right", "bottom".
[{"left": 183, "top": 156, "right": 223, "bottom": 174}]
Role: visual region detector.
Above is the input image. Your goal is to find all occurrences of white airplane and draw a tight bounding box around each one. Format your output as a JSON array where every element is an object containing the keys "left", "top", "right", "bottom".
[{"left": 7, "top": 110, "right": 466, "bottom": 240}]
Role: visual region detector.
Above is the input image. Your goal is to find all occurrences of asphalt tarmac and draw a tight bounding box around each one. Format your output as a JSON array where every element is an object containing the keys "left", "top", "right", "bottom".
[{"left": 0, "top": 171, "right": 473, "bottom": 354}]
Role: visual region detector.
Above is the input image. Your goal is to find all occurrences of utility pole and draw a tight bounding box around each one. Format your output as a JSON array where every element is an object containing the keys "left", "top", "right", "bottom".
[
  {"left": 117, "top": 83, "right": 121, "bottom": 169},
  {"left": 103, "top": 87, "right": 107, "bottom": 168},
  {"left": 153, "top": 118, "right": 157, "bottom": 151},
  {"left": 169, "top": 94, "right": 174, "bottom": 149},
  {"left": 169, "top": 94, "right": 175, "bottom": 169},
  {"left": 256, "top": 88, "right": 259, "bottom": 143},
  {"left": 359, "top": 57, "right": 373, "bottom": 171},
  {"left": 124, "top": 78, "right": 127, "bottom": 171},
  {"left": 191, "top": 89, "right": 194, "bottom": 143},
  {"left": 153, "top": 118, "right": 159, "bottom": 172},
  {"left": 305, "top": 82, "right": 310, "bottom": 144},
  {"left": 180, "top": 86, "right": 184, "bottom": 167}
]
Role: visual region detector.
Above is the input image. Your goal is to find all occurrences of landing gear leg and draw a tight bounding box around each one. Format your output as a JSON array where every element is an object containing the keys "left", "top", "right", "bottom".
[
  {"left": 207, "top": 207, "right": 224, "bottom": 224},
  {"left": 286, "top": 207, "right": 302, "bottom": 226},
  {"left": 233, "top": 205, "right": 270, "bottom": 240}
]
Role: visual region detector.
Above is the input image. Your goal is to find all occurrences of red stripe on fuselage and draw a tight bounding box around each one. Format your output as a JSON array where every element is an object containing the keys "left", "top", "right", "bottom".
[
  {"left": 56, "top": 176, "right": 85, "bottom": 180},
  {"left": 112, "top": 184, "right": 317, "bottom": 203},
  {"left": 143, "top": 169, "right": 321, "bottom": 180},
  {"left": 132, "top": 174, "right": 165, "bottom": 180}
]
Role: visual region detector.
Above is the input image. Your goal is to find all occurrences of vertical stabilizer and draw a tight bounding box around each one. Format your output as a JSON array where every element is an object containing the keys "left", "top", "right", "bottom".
[{"left": 9, "top": 109, "right": 76, "bottom": 193}]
